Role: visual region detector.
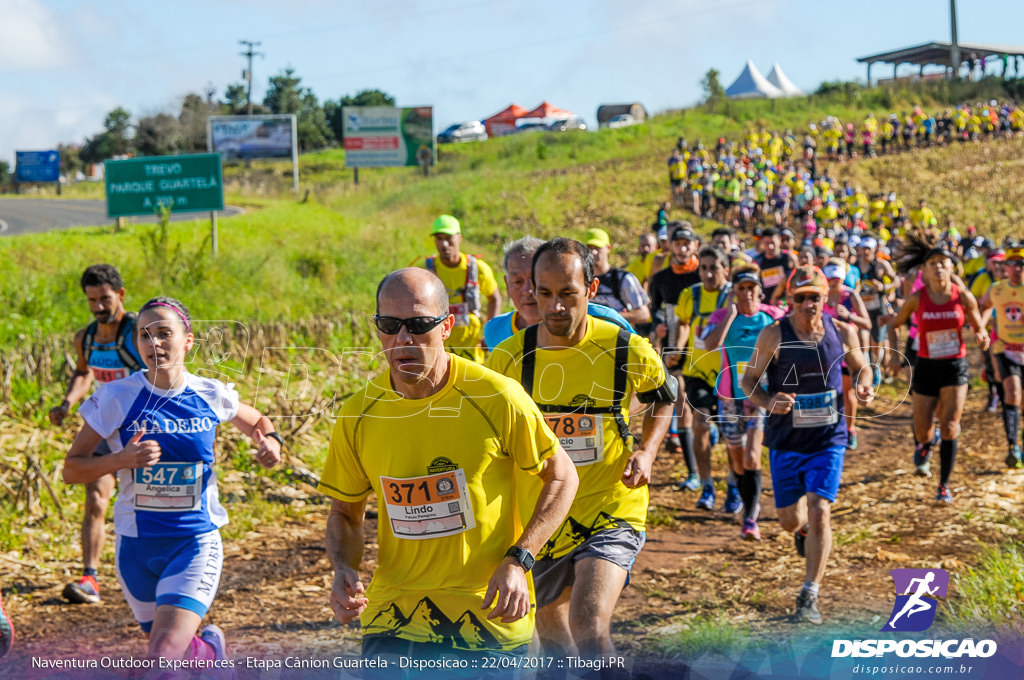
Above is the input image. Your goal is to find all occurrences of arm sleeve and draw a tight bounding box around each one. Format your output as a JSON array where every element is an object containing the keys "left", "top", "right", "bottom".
[
  {"left": 502, "top": 379, "right": 558, "bottom": 475},
  {"left": 317, "top": 401, "right": 373, "bottom": 502}
]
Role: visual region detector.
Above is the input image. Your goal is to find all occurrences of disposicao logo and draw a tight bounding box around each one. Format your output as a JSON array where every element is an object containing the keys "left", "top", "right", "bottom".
[
  {"left": 882, "top": 568, "right": 948, "bottom": 632},
  {"left": 831, "top": 568, "right": 998, "bottom": 659}
]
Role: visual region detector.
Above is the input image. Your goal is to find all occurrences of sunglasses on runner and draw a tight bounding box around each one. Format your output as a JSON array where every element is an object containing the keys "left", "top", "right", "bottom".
[
  {"left": 792, "top": 293, "right": 823, "bottom": 304},
  {"left": 373, "top": 314, "right": 448, "bottom": 335}
]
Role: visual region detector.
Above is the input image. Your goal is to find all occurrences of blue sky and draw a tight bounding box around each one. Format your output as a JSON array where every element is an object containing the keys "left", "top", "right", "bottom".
[{"left": 2, "top": 0, "right": 1023, "bottom": 165}]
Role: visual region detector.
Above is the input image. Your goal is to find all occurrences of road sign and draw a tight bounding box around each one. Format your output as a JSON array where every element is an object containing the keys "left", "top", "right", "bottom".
[
  {"left": 16, "top": 150, "right": 60, "bottom": 183},
  {"left": 105, "top": 154, "right": 224, "bottom": 218}
]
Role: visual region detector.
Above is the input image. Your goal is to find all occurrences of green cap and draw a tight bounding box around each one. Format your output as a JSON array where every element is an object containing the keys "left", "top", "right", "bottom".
[
  {"left": 431, "top": 214, "right": 461, "bottom": 236},
  {"left": 583, "top": 227, "right": 610, "bottom": 249}
]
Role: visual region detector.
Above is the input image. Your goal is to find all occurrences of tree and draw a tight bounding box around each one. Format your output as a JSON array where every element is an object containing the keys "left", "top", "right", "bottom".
[
  {"left": 297, "top": 91, "right": 334, "bottom": 151},
  {"left": 103, "top": 107, "right": 134, "bottom": 156},
  {"left": 264, "top": 68, "right": 303, "bottom": 114},
  {"left": 701, "top": 69, "right": 726, "bottom": 108},
  {"left": 179, "top": 92, "right": 216, "bottom": 152},
  {"left": 57, "top": 143, "right": 83, "bottom": 178},
  {"left": 136, "top": 113, "right": 183, "bottom": 156}
]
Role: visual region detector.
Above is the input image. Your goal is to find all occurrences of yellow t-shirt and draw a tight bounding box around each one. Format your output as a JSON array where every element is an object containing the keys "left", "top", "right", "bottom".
[
  {"left": 486, "top": 317, "right": 667, "bottom": 559},
  {"left": 970, "top": 270, "right": 995, "bottom": 301},
  {"left": 675, "top": 284, "right": 729, "bottom": 385},
  {"left": 428, "top": 253, "right": 498, "bottom": 364},
  {"left": 990, "top": 281, "right": 1024, "bottom": 356},
  {"left": 626, "top": 252, "right": 654, "bottom": 285},
  {"left": 318, "top": 355, "right": 557, "bottom": 650}
]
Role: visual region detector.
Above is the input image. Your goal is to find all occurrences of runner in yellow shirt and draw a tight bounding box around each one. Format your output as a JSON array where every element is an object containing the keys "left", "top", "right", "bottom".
[
  {"left": 425, "top": 215, "right": 502, "bottom": 363},
  {"left": 487, "top": 238, "right": 676, "bottom": 663},
  {"left": 320, "top": 268, "right": 577, "bottom": 672}
]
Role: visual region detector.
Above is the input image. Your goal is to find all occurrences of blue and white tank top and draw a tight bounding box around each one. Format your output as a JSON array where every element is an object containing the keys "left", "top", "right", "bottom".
[
  {"left": 79, "top": 371, "right": 239, "bottom": 538},
  {"left": 765, "top": 316, "right": 848, "bottom": 453}
]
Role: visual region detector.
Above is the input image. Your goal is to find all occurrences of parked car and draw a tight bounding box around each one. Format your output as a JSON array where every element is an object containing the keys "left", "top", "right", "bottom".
[
  {"left": 513, "top": 121, "right": 549, "bottom": 135},
  {"left": 604, "top": 114, "right": 638, "bottom": 129},
  {"left": 546, "top": 117, "right": 587, "bottom": 132},
  {"left": 437, "top": 121, "right": 488, "bottom": 143}
]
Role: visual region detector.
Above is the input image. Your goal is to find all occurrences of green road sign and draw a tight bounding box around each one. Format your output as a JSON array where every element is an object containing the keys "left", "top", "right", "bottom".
[{"left": 105, "top": 153, "right": 224, "bottom": 217}]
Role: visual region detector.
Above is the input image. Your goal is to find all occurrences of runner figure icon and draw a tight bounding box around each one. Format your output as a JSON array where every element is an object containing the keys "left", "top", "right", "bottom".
[{"left": 882, "top": 568, "right": 949, "bottom": 632}]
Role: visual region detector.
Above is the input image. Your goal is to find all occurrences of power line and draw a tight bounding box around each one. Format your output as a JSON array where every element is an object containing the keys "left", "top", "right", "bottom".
[{"left": 239, "top": 40, "right": 265, "bottom": 115}]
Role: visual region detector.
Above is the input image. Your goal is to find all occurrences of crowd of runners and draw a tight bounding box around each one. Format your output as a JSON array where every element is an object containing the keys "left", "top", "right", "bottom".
[{"left": 3, "top": 103, "right": 1021, "bottom": 677}]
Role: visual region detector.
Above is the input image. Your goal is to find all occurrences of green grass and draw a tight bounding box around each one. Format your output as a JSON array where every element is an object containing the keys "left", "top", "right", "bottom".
[
  {"left": 655, "top": 613, "right": 754, "bottom": 657},
  {"left": 943, "top": 542, "right": 1024, "bottom": 635}
]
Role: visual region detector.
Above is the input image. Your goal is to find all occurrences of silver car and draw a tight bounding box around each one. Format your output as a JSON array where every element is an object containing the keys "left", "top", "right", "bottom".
[{"left": 437, "top": 121, "right": 488, "bottom": 143}]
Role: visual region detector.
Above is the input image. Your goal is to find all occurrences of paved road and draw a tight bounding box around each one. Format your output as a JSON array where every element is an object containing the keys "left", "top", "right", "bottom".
[{"left": 0, "top": 198, "right": 242, "bottom": 236}]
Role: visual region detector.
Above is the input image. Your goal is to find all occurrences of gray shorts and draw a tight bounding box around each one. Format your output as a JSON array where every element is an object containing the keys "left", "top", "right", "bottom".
[{"left": 533, "top": 527, "right": 645, "bottom": 609}]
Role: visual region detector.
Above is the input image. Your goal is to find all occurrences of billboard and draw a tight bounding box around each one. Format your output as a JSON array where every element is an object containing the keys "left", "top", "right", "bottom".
[
  {"left": 207, "top": 114, "right": 296, "bottom": 160},
  {"left": 105, "top": 153, "right": 224, "bottom": 217},
  {"left": 15, "top": 150, "right": 60, "bottom": 183},
  {"left": 342, "top": 106, "right": 434, "bottom": 168}
]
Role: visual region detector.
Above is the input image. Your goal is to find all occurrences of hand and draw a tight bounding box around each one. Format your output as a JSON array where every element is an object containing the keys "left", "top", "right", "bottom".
[
  {"left": 254, "top": 430, "right": 281, "bottom": 469},
  {"left": 655, "top": 323, "right": 667, "bottom": 339},
  {"left": 482, "top": 560, "right": 530, "bottom": 623},
  {"left": 856, "top": 383, "right": 875, "bottom": 404},
  {"left": 877, "top": 313, "right": 893, "bottom": 326},
  {"left": 119, "top": 425, "right": 162, "bottom": 469},
  {"left": 330, "top": 567, "right": 368, "bottom": 624},
  {"left": 975, "top": 329, "right": 991, "bottom": 352},
  {"left": 622, "top": 448, "right": 655, "bottom": 488},
  {"left": 49, "top": 403, "right": 69, "bottom": 426},
  {"left": 768, "top": 392, "right": 796, "bottom": 415}
]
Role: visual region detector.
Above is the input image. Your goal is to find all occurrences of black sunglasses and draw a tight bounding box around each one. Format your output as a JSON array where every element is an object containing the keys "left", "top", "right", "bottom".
[
  {"left": 373, "top": 314, "right": 448, "bottom": 335},
  {"left": 792, "top": 293, "right": 822, "bottom": 304}
]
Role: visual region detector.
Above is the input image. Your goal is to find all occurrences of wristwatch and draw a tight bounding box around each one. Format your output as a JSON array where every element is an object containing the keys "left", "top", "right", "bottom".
[
  {"left": 265, "top": 431, "right": 285, "bottom": 448},
  {"left": 504, "top": 546, "right": 535, "bottom": 572}
]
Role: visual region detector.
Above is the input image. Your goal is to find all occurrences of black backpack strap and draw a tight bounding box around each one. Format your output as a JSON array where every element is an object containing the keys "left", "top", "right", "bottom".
[
  {"left": 115, "top": 313, "right": 142, "bottom": 373},
  {"left": 82, "top": 320, "right": 99, "bottom": 366},
  {"left": 612, "top": 327, "right": 638, "bottom": 448},
  {"left": 520, "top": 324, "right": 538, "bottom": 398}
]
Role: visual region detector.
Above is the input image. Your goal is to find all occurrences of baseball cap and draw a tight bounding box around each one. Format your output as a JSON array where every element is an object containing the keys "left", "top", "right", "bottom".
[
  {"left": 431, "top": 214, "right": 461, "bottom": 236},
  {"left": 787, "top": 265, "right": 829, "bottom": 295},
  {"left": 670, "top": 225, "right": 697, "bottom": 242},
  {"left": 583, "top": 227, "right": 611, "bottom": 249},
  {"left": 780, "top": 228, "right": 795, "bottom": 238},
  {"left": 988, "top": 250, "right": 1006, "bottom": 262},
  {"left": 1006, "top": 247, "right": 1024, "bottom": 262},
  {"left": 858, "top": 237, "right": 878, "bottom": 250}
]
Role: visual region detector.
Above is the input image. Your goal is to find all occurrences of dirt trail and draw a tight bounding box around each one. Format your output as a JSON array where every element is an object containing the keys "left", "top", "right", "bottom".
[{"left": 3, "top": 374, "right": 1021, "bottom": 676}]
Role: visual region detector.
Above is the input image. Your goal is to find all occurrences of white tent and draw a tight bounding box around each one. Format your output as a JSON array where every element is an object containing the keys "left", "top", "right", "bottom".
[
  {"left": 766, "top": 63, "right": 804, "bottom": 97},
  {"left": 725, "top": 60, "right": 784, "bottom": 99}
]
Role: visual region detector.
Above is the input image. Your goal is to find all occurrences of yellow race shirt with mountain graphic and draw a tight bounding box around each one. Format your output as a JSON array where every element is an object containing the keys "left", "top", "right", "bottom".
[
  {"left": 486, "top": 317, "right": 667, "bottom": 560},
  {"left": 318, "top": 355, "right": 558, "bottom": 650}
]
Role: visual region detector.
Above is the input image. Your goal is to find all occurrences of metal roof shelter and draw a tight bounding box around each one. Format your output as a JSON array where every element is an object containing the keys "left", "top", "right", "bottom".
[{"left": 857, "top": 41, "right": 1024, "bottom": 86}]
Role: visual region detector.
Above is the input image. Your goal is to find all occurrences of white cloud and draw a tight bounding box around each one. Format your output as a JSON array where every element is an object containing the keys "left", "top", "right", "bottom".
[{"left": 0, "top": 0, "right": 76, "bottom": 72}]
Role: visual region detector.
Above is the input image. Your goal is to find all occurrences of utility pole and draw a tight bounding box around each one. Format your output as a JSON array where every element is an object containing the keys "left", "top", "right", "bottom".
[
  {"left": 950, "top": 0, "right": 961, "bottom": 81},
  {"left": 238, "top": 40, "right": 264, "bottom": 116}
]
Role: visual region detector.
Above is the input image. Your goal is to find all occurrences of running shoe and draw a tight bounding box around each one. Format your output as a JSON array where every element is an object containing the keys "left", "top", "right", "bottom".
[
  {"left": 741, "top": 518, "right": 762, "bottom": 541},
  {"left": 915, "top": 462, "right": 932, "bottom": 478},
  {"left": 847, "top": 429, "right": 858, "bottom": 450},
  {"left": 794, "top": 590, "right": 822, "bottom": 624},
  {"left": 794, "top": 526, "right": 808, "bottom": 558},
  {"left": 912, "top": 442, "right": 932, "bottom": 467},
  {"left": 1005, "top": 446, "right": 1023, "bottom": 470},
  {"left": 696, "top": 482, "right": 716, "bottom": 511},
  {"left": 664, "top": 434, "right": 682, "bottom": 454},
  {"left": 677, "top": 472, "right": 701, "bottom": 492},
  {"left": 62, "top": 575, "right": 100, "bottom": 604},
  {"left": 0, "top": 595, "right": 12, "bottom": 660},
  {"left": 198, "top": 624, "right": 227, "bottom": 660},
  {"left": 723, "top": 483, "right": 742, "bottom": 514},
  {"left": 935, "top": 485, "right": 953, "bottom": 504}
]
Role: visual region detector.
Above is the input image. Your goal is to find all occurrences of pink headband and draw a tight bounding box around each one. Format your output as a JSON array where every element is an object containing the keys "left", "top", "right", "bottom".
[{"left": 146, "top": 302, "right": 191, "bottom": 332}]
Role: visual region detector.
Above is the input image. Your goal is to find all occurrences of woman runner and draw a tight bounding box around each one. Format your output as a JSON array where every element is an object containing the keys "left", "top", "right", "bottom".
[
  {"left": 884, "top": 235, "right": 989, "bottom": 502},
  {"left": 702, "top": 265, "right": 784, "bottom": 539},
  {"left": 63, "top": 297, "right": 282, "bottom": 664}
]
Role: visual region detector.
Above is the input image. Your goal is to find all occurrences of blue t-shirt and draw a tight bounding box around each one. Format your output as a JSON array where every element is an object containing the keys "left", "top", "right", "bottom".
[
  {"left": 79, "top": 371, "right": 239, "bottom": 539},
  {"left": 484, "top": 303, "right": 635, "bottom": 349},
  {"left": 705, "top": 304, "right": 783, "bottom": 400}
]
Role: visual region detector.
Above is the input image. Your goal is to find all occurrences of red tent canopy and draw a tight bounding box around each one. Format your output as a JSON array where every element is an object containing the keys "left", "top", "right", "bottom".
[
  {"left": 482, "top": 104, "right": 527, "bottom": 137},
  {"left": 522, "top": 102, "right": 574, "bottom": 120}
]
